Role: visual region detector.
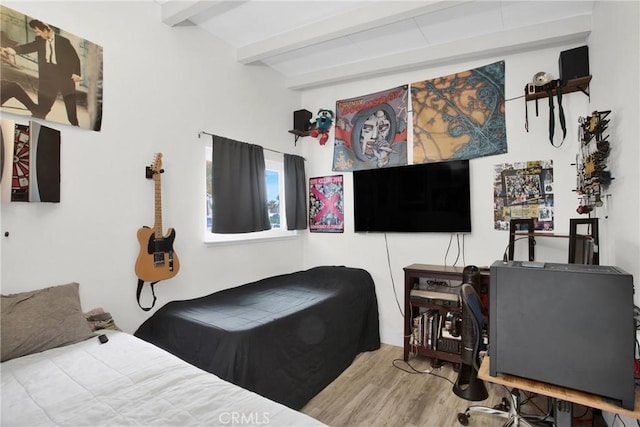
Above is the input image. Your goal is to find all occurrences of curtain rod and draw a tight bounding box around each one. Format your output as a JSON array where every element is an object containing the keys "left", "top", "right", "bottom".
[{"left": 198, "top": 130, "right": 306, "bottom": 160}]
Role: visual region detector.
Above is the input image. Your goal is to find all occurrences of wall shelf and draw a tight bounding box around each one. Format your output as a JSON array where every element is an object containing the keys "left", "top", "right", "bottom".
[
  {"left": 288, "top": 129, "right": 310, "bottom": 145},
  {"left": 403, "top": 264, "right": 490, "bottom": 365},
  {"left": 525, "top": 75, "right": 592, "bottom": 101}
]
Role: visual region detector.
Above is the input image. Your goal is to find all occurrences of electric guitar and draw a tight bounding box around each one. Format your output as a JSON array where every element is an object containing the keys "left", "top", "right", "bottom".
[{"left": 135, "top": 153, "right": 180, "bottom": 283}]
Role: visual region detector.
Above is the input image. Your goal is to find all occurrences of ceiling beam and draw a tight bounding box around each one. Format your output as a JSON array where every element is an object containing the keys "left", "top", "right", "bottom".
[
  {"left": 161, "top": 0, "right": 244, "bottom": 27},
  {"left": 236, "top": 0, "right": 471, "bottom": 65},
  {"left": 285, "top": 15, "right": 592, "bottom": 91}
]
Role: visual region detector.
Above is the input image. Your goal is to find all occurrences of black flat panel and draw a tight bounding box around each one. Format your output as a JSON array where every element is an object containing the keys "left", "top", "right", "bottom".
[{"left": 489, "top": 261, "right": 635, "bottom": 409}]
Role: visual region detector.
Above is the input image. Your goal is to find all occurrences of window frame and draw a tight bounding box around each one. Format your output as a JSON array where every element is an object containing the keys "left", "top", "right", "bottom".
[{"left": 204, "top": 145, "right": 298, "bottom": 245}]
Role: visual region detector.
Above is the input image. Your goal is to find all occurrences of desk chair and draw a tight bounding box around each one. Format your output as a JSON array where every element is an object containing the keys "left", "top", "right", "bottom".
[
  {"left": 453, "top": 284, "right": 488, "bottom": 401},
  {"left": 455, "top": 284, "right": 553, "bottom": 426}
]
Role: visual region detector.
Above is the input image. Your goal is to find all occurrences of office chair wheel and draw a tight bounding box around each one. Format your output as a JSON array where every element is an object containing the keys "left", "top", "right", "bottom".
[
  {"left": 493, "top": 397, "right": 510, "bottom": 411},
  {"left": 457, "top": 412, "right": 469, "bottom": 425},
  {"left": 493, "top": 403, "right": 507, "bottom": 411}
]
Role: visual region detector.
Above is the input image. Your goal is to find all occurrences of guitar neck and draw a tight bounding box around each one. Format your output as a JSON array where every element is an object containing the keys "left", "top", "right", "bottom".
[{"left": 153, "top": 171, "right": 163, "bottom": 237}]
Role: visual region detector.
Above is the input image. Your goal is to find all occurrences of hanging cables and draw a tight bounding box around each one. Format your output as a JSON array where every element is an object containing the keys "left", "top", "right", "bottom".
[
  {"left": 384, "top": 233, "right": 404, "bottom": 318},
  {"left": 501, "top": 236, "right": 537, "bottom": 262},
  {"left": 444, "top": 234, "right": 465, "bottom": 267}
]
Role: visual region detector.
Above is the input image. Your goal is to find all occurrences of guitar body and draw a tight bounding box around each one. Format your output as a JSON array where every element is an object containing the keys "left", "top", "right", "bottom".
[{"left": 135, "top": 225, "right": 180, "bottom": 283}]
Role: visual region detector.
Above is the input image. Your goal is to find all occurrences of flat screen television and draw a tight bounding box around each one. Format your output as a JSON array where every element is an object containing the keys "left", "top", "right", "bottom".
[{"left": 353, "top": 160, "right": 471, "bottom": 233}]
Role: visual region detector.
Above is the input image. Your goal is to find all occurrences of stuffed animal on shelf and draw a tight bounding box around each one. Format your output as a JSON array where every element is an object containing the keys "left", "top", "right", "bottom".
[{"left": 309, "top": 109, "right": 334, "bottom": 145}]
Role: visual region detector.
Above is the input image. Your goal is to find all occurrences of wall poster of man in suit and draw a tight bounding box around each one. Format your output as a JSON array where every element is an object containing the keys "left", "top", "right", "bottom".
[{"left": 0, "top": 5, "right": 103, "bottom": 131}]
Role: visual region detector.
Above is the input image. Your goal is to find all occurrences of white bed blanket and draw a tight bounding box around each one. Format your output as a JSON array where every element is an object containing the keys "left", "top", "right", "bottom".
[{"left": 1, "top": 330, "right": 325, "bottom": 426}]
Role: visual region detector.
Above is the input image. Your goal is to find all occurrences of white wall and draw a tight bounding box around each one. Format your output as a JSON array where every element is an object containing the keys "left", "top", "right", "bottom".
[
  {"left": 589, "top": 0, "right": 640, "bottom": 280},
  {"left": 0, "top": 1, "right": 305, "bottom": 333},
  {"left": 588, "top": 2, "right": 640, "bottom": 425},
  {"left": 300, "top": 3, "right": 639, "bottom": 348}
]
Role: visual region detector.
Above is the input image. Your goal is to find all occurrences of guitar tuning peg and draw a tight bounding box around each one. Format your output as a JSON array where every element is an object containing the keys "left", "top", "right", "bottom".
[{"left": 160, "top": 169, "right": 165, "bottom": 174}]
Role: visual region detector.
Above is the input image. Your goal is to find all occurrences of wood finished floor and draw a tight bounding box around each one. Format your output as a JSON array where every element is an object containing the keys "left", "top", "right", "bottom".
[{"left": 301, "top": 344, "right": 605, "bottom": 427}]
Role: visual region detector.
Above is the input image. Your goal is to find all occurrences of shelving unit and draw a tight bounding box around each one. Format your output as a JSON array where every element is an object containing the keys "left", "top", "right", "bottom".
[
  {"left": 525, "top": 76, "right": 592, "bottom": 101},
  {"left": 403, "top": 264, "right": 490, "bottom": 364}
]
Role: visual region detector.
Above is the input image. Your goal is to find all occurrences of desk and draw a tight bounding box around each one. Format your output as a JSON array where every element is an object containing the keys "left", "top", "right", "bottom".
[{"left": 478, "top": 357, "right": 640, "bottom": 424}]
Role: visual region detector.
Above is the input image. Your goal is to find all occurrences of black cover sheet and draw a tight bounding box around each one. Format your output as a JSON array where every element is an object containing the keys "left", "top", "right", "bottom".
[{"left": 134, "top": 266, "right": 380, "bottom": 409}]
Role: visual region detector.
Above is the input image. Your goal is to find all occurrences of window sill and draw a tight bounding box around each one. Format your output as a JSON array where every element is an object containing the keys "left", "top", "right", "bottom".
[{"left": 204, "top": 230, "right": 300, "bottom": 246}]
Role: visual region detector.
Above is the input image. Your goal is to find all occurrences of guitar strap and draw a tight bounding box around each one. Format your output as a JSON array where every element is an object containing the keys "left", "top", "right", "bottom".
[
  {"left": 547, "top": 80, "right": 567, "bottom": 147},
  {"left": 136, "top": 279, "right": 159, "bottom": 311},
  {"left": 525, "top": 81, "right": 566, "bottom": 147},
  {"left": 524, "top": 85, "right": 529, "bottom": 132},
  {"left": 547, "top": 87, "right": 555, "bottom": 143}
]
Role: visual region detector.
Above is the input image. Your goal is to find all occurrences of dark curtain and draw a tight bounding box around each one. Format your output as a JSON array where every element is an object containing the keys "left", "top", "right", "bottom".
[
  {"left": 284, "top": 154, "right": 307, "bottom": 230},
  {"left": 211, "top": 135, "right": 271, "bottom": 233}
]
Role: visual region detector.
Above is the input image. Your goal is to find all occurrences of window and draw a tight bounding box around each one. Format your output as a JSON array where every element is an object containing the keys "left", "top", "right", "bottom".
[{"left": 204, "top": 146, "right": 297, "bottom": 244}]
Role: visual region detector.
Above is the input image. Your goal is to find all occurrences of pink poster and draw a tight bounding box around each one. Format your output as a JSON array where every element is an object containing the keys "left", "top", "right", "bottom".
[{"left": 309, "top": 175, "right": 344, "bottom": 233}]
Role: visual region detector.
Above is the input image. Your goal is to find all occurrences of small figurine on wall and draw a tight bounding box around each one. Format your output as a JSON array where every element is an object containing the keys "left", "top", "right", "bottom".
[{"left": 309, "top": 109, "right": 334, "bottom": 145}]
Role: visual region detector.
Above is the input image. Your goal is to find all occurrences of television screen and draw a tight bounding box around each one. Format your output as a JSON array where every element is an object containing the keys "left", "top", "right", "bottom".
[{"left": 353, "top": 160, "right": 471, "bottom": 233}]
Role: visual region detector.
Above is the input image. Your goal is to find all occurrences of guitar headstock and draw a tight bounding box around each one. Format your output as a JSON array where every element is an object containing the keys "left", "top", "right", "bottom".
[{"left": 151, "top": 152, "right": 163, "bottom": 175}]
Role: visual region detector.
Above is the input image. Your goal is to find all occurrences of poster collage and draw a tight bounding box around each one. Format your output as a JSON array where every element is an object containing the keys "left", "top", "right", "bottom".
[
  {"left": 310, "top": 60, "right": 525, "bottom": 232},
  {"left": 0, "top": 3, "right": 549, "bottom": 231},
  {"left": 492, "top": 160, "right": 554, "bottom": 232}
]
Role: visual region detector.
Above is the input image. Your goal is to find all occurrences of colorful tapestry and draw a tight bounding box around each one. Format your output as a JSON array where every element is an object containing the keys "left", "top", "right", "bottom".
[
  {"left": 309, "top": 175, "right": 344, "bottom": 233},
  {"left": 333, "top": 86, "right": 408, "bottom": 171},
  {"left": 493, "top": 160, "right": 554, "bottom": 231},
  {"left": 412, "top": 61, "right": 506, "bottom": 163}
]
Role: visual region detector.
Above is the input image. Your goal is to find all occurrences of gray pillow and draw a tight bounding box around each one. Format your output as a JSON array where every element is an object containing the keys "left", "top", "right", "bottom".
[{"left": 1, "top": 282, "right": 94, "bottom": 362}]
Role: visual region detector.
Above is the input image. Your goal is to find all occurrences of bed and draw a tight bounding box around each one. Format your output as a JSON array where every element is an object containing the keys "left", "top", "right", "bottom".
[
  {"left": 1, "top": 283, "right": 324, "bottom": 426},
  {"left": 134, "top": 266, "right": 381, "bottom": 409}
]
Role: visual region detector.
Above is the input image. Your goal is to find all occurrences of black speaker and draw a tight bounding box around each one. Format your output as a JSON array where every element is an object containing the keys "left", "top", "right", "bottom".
[
  {"left": 293, "top": 109, "right": 312, "bottom": 132},
  {"left": 559, "top": 45, "right": 589, "bottom": 86}
]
